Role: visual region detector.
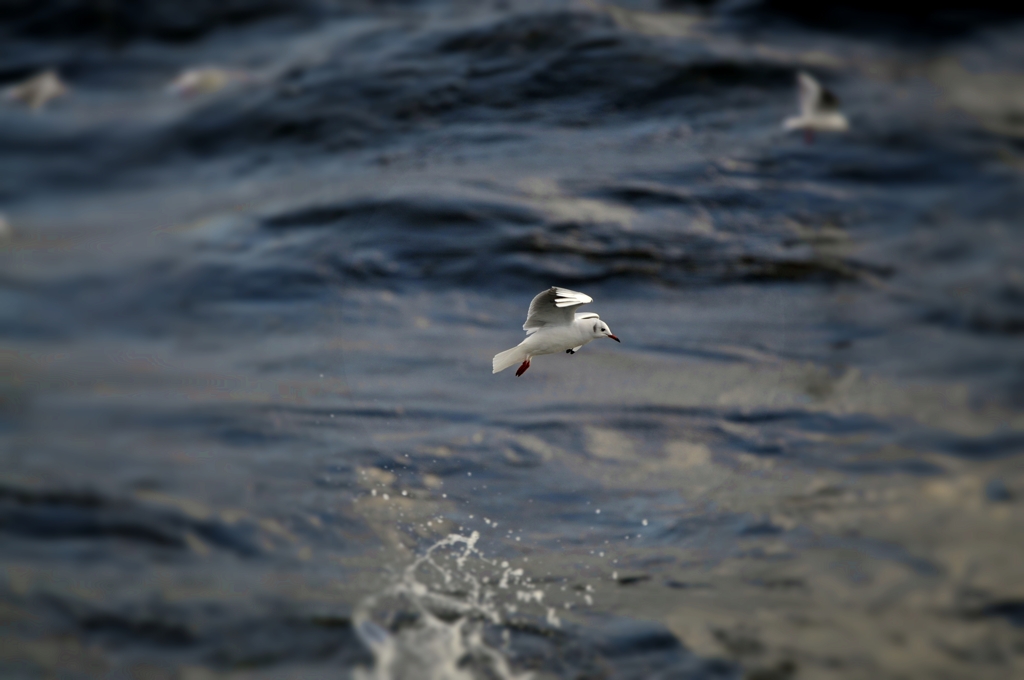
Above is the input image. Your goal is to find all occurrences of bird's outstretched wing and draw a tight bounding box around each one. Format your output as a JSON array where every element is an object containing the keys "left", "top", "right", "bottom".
[
  {"left": 523, "top": 287, "right": 593, "bottom": 334},
  {"left": 797, "top": 71, "right": 822, "bottom": 118}
]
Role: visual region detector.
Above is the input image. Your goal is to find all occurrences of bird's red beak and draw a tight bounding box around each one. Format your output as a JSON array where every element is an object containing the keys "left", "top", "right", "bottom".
[{"left": 608, "top": 334, "right": 620, "bottom": 342}]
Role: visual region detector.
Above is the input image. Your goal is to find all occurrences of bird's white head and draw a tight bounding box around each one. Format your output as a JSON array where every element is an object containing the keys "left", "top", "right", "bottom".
[{"left": 590, "top": 320, "right": 620, "bottom": 342}]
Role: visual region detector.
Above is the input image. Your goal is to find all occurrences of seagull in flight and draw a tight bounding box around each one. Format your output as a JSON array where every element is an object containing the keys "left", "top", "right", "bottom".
[
  {"left": 493, "top": 287, "right": 620, "bottom": 377},
  {"left": 782, "top": 71, "right": 848, "bottom": 143}
]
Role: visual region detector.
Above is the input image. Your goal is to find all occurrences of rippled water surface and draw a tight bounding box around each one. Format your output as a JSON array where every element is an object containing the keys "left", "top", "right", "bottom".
[{"left": 2, "top": 1, "right": 1024, "bottom": 678}]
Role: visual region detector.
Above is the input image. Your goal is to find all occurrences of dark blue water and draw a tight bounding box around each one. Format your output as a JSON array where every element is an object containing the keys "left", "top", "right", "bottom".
[{"left": 2, "top": 1, "right": 1023, "bottom": 678}]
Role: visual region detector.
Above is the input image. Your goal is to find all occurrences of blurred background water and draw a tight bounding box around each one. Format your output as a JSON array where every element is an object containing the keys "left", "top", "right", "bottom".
[{"left": 1, "top": 1, "right": 1023, "bottom": 678}]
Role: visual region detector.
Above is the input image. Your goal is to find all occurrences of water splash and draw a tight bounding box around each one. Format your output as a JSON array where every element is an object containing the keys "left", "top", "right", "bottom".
[{"left": 353, "top": 532, "right": 554, "bottom": 680}]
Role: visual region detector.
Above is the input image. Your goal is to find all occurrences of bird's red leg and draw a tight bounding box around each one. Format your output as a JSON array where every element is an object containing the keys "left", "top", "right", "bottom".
[
  {"left": 804, "top": 129, "right": 815, "bottom": 145},
  {"left": 515, "top": 359, "right": 531, "bottom": 377}
]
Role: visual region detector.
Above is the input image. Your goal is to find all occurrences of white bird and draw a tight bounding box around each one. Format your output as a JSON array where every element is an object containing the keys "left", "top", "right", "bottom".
[
  {"left": 782, "top": 71, "right": 848, "bottom": 143},
  {"left": 492, "top": 287, "right": 620, "bottom": 377}
]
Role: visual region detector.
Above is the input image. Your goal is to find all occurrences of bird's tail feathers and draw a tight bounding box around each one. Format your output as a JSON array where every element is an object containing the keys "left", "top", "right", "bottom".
[{"left": 492, "top": 345, "right": 527, "bottom": 374}]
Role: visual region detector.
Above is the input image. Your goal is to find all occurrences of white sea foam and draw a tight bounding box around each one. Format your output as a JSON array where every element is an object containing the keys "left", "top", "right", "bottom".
[{"left": 353, "top": 532, "right": 556, "bottom": 680}]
